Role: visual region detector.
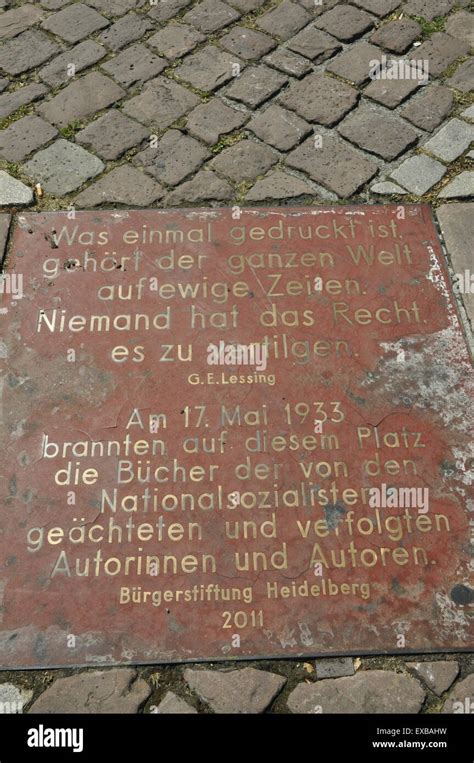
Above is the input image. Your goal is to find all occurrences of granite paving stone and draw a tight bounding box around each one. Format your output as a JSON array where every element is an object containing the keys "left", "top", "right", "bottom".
[
  {"left": 369, "top": 18, "right": 422, "bottom": 53},
  {"left": 445, "top": 11, "right": 474, "bottom": 48},
  {"left": 245, "top": 169, "right": 313, "bottom": 200},
  {"left": 0, "top": 4, "right": 46, "bottom": 41},
  {"left": 422, "top": 119, "right": 474, "bottom": 163},
  {"left": 41, "top": 4, "right": 109, "bottom": 43},
  {"left": 438, "top": 171, "right": 474, "bottom": 199},
  {"left": 87, "top": 0, "right": 147, "bottom": 13},
  {"left": 23, "top": 139, "right": 105, "bottom": 196},
  {"left": 0, "top": 79, "right": 8, "bottom": 93},
  {"left": 147, "top": 24, "right": 206, "bottom": 60},
  {"left": 165, "top": 169, "right": 234, "bottom": 203},
  {"left": 227, "top": 0, "right": 265, "bottom": 10},
  {"left": 286, "top": 26, "right": 342, "bottom": 62},
  {"left": 315, "top": 5, "right": 375, "bottom": 42},
  {"left": 364, "top": 75, "right": 421, "bottom": 108},
  {"left": 122, "top": 77, "right": 200, "bottom": 128},
  {"left": 286, "top": 133, "right": 378, "bottom": 196},
  {"left": 154, "top": 692, "right": 197, "bottom": 713},
  {"left": 403, "top": 0, "right": 456, "bottom": 21},
  {"left": 255, "top": 0, "right": 311, "bottom": 41},
  {"left": 0, "top": 30, "right": 61, "bottom": 75},
  {"left": 0, "top": 116, "right": 57, "bottom": 162},
  {"left": 461, "top": 106, "right": 474, "bottom": 121},
  {"left": 97, "top": 12, "right": 154, "bottom": 51},
  {"left": 338, "top": 103, "right": 419, "bottom": 159},
  {"left": 186, "top": 99, "right": 249, "bottom": 144},
  {"left": 147, "top": 0, "right": 191, "bottom": 22},
  {"left": 0, "top": 171, "right": 34, "bottom": 206},
  {"left": 75, "top": 110, "right": 148, "bottom": 160},
  {"left": 37, "top": 72, "right": 126, "bottom": 129},
  {"left": 445, "top": 60, "right": 474, "bottom": 93},
  {"left": 101, "top": 43, "right": 167, "bottom": 87},
  {"left": 442, "top": 675, "right": 474, "bottom": 714},
  {"left": 350, "top": 0, "right": 401, "bottom": 16},
  {"left": 133, "top": 129, "right": 210, "bottom": 186},
  {"left": 74, "top": 165, "right": 164, "bottom": 207},
  {"left": 183, "top": 0, "right": 241, "bottom": 34},
  {"left": 184, "top": 668, "right": 286, "bottom": 713},
  {"left": 225, "top": 65, "right": 287, "bottom": 108},
  {"left": 371, "top": 180, "right": 408, "bottom": 194},
  {"left": 325, "top": 42, "right": 384, "bottom": 85},
  {"left": 28, "top": 669, "right": 151, "bottom": 713},
  {"left": 280, "top": 72, "right": 359, "bottom": 125},
  {"left": 0, "top": 84, "right": 48, "bottom": 121},
  {"left": 390, "top": 154, "right": 446, "bottom": 195},
  {"left": 39, "top": 41, "right": 107, "bottom": 87},
  {"left": 436, "top": 202, "right": 474, "bottom": 323},
  {"left": 247, "top": 103, "right": 311, "bottom": 150},
  {"left": 407, "top": 662, "right": 459, "bottom": 696},
  {"left": 315, "top": 658, "right": 355, "bottom": 679},
  {"left": 210, "top": 139, "right": 278, "bottom": 182},
  {"left": 287, "top": 671, "right": 425, "bottom": 713},
  {"left": 219, "top": 27, "right": 276, "bottom": 61},
  {"left": 264, "top": 48, "right": 312, "bottom": 78},
  {"left": 399, "top": 85, "right": 453, "bottom": 132},
  {"left": 408, "top": 33, "right": 470, "bottom": 78},
  {"left": 174, "top": 46, "right": 242, "bottom": 92}
]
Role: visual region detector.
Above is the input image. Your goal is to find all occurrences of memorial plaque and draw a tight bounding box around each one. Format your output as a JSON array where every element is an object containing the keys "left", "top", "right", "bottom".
[{"left": 0, "top": 205, "right": 472, "bottom": 669}]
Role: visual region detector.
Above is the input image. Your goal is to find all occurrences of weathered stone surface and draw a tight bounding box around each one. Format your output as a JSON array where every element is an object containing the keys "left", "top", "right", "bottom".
[
  {"left": 0, "top": 4, "right": 46, "bottom": 41},
  {"left": 75, "top": 110, "right": 148, "bottom": 160},
  {"left": 338, "top": 103, "right": 418, "bottom": 160},
  {"left": 101, "top": 43, "right": 167, "bottom": 87},
  {"left": 227, "top": 0, "right": 265, "bottom": 11},
  {"left": 37, "top": 72, "right": 125, "bottom": 129},
  {"left": 445, "top": 60, "right": 474, "bottom": 93},
  {"left": 0, "top": 84, "right": 48, "bottom": 120},
  {"left": 210, "top": 139, "right": 278, "bottom": 181},
  {"left": 371, "top": 180, "right": 408, "bottom": 195},
  {"left": 442, "top": 674, "right": 474, "bottom": 713},
  {"left": 423, "top": 119, "right": 474, "bottom": 163},
  {"left": 0, "top": 213, "right": 10, "bottom": 264},
  {"left": 370, "top": 18, "right": 421, "bottom": 53},
  {"left": 133, "top": 130, "right": 209, "bottom": 186},
  {"left": 165, "top": 169, "right": 233, "bottom": 203},
  {"left": 184, "top": 668, "right": 286, "bottom": 713},
  {"left": 390, "top": 155, "right": 446, "bottom": 195},
  {"left": 147, "top": 0, "right": 191, "bottom": 22},
  {"left": 288, "top": 671, "right": 425, "bottom": 714},
  {"left": 39, "top": 0, "right": 71, "bottom": 8},
  {"left": 286, "top": 25, "right": 341, "bottom": 62},
  {"left": 280, "top": 73, "right": 358, "bottom": 125},
  {"left": 399, "top": 85, "right": 453, "bottom": 132},
  {"left": 29, "top": 669, "right": 151, "bottom": 713},
  {"left": 0, "top": 682, "right": 33, "bottom": 711},
  {"left": 350, "top": 0, "right": 401, "bottom": 16},
  {"left": 248, "top": 104, "right": 310, "bottom": 150},
  {"left": 364, "top": 75, "right": 420, "bottom": 109},
  {"left": 439, "top": 171, "right": 474, "bottom": 199},
  {"left": 0, "top": 116, "right": 57, "bottom": 163},
  {"left": 408, "top": 33, "right": 469, "bottom": 77},
  {"left": 407, "top": 662, "right": 459, "bottom": 696},
  {"left": 87, "top": 0, "right": 145, "bottom": 13},
  {"left": 286, "top": 133, "right": 377, "bottom": 197},
  {"left": 39, "top": 41, "right": 107, "bottom": 87},
  {"left": 74, "top": 165, "right": 164, "bottom": 207},
  {"left": 245, "top": 169, "right": 313, "bottom": 200},
  {"left": 225, "top": 65, "right": 287, "bottom": 108},
  {"left": 186, "top": 99, "right": 248, "bottom": 144},
  {"left": 264, "top": 47, "right": 312, "bottom": 78},
  {"left": 122, "top": 77, "right": 199, "bottom": 128},
  {"left": 256, "top": 0, "right": 311, "bottom": 41},
  {"left": 147, "top": 24, "right": 205, "bottom": 60},
  {"left": 461, "top": 105, "right": 474, "bottom": 121},
  {"left": 315, "top": 657, "right": 355, "bottom": 679},
  {"left": 445, "top": 11, "right": 474, "bottom": 47},
  {"left": 403, "top": 0, "right": 456, "bottom": 21},
  {"left": 183, "top": 0, "right": 241, "bottom": 33},
  {"left": 23, "top": 140, "right": 104, "bottom": 196},
  {"left": 42, "top": 4, "right": 109, "bottom": 43},
  {"left": 98, "top": 12, "right": 153, "bottom": 51},
  {"left": 326, "top": 42, "right": 384, "bottom": 85},
  {"left": 0, "top": 79, "right": 8, "bottom": 93},
  {"left": 0, "top": 30, "right": 61, "bottom": 75},
  {"left": 437, "top": 203, "right": 474, "bottom": 323},
  {"left": 0, "top": 171, "right": 33, "bottom": 206},
  {"left": 315, "top": 5, "right": 375, "bottom": 42},
  {"left": 154, "top": 691, "right": 197, "bottom": 714},
  {"left": 219, "top": 26, "right": 276, "bottom": 60},
  {"left": 175, "top": 46, "right": 241, "bottom": 92}
]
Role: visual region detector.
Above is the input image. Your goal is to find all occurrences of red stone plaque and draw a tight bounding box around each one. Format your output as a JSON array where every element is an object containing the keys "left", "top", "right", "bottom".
[{"left": 0, "top": 206, "right": 472, "bottom": 669}]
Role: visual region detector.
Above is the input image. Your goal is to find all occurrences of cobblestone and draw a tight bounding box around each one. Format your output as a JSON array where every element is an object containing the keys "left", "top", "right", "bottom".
[
  {"left": 286, "top": 26, "right": 341, "bottom": 62},
  {"left": 133, "top": 129, "right": 210, "bottom": 186},
  {"left": 408, "top": 33, "right": 470, "bottom": 77},
  {"left": 438, "top": 171, "right": 474, "bottom": 199},
  {"left": 338, "top": 102, "right": 418, "bottom": 159},
  {"left": 0, "top": 30, "right": 61, "bottom": 75},
  {"left": 422, "top": 118, "right": 474, "bottom": 163},
  {"left": 184, "top": 667, "right": 286, "bottom": 713},
  {"left": 0, "top": 4, "right": 45, "bottom": 41},
  {"left": 175, "top": 46, "right": 242, "bottom": 92},
  {"left": 122, "top": 77, "right": 199, "bottom": 128},
  {"left": 390, "top": 154, "right": 446, "bottom": 195},
  {"left": 280, "top": 73, "right": 359, "bottom": 125},
  {"left": 0, "top": 115, "right": 57, "bottom": 162},
  {"left": 264, "top": 47, "right": 312, "bottom": 78},
  {"left": 315, "top": 5, "right": 375, "bottom": 42},
  {"left": 225, "top": 65, "right": 287, "bottom": 108},
  {"left": 256, "top": 0, "right": 311, "bottom": 41},
  {"left": 41, "top": 3, "right": 109, "bottom": 44},
  {"left": 23, "top": 139, "right": 105, "bottom": 195},
  {"left": 245, "top": 169, "right": 313, "bottom": 200},
  {"left": 101, "top": 43, "right": 167, "bottom": 87},
  {"left": 248, "top": 103, "right": 310, "bottom": 150},
  {"left": 186, "top": 99, "right": 249, "bottom": 144},
  {"left": 399, "top": 85, "right": 453, "bottom": 132},
  {"left": 147, "top": 24, "right": 206, "bottom": 60},
  {"left": 0, "top": 84, "right": 48, "bottom": 120},
  {"left": 165, "top": 169, "right": 234, "bottom": 203},
  {"left": 325, "top": 42, "right": 384, "bottom": 85},
  {"left": 37, "top": 72, "right": 125, "bottom": 128},
  {"left": 407, "top": 661, "right": 459, "bottom": 696},
  {"left": 39, "top": 41, "right": 107, "bottom": 87},
  {"left": 210, "top": 139, "right": 278, "bottom": 181},
  {"left": 183, "top": 0, "right": 241, "bottom": 34},
  {"left": 369, "top": 18, "right": 421, "bottom": 53},
  {"left": 0, "top": 171, "right": 33, "bottom": 206},
  {"left": 98, "top": 12, "right": 154, "bottom": 51},
  {"left": 75, "top": 110, "right": 148, "bottom": 160},
  {"left": 75, "top": 165, "right": 164, "bottom": 206}
]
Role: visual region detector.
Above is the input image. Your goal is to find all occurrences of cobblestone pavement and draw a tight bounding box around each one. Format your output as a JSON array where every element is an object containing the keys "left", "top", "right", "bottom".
[{"left": 0, "top": 0, "right": 473, "bottom": 713}]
